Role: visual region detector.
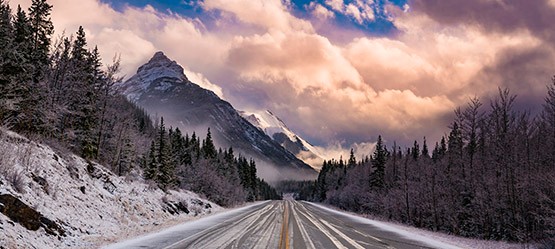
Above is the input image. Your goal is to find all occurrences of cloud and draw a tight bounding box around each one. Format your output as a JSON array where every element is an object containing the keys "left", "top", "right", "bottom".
[
  {"left": 402, "top": 4, "right": 410, "bottom": 13},
  {"left": 7, "top": 0, "right": 555, "bottom": 152},
  {"left": 227, "top": 31, "right": 364, "bottom": 93},
  {"left": 184, "top": 68, "right": 224, "bottom": 98},
  {"left": 325, "top": 0, "right": 344, "bottom": 12},
  {"left": 308, "top": 2, "right": 335, "bottom": 20},
  {"left": 345, "top": 14, "right": 541, "bottom": 98},
  {"left": 410, "top": 0, "right": 555, "bottom": 43},
  {"left": 202, "top": 0, "right": 313, "bottom": 33},
  {"left": 324, "top": 0, "right": 375, "bottom": 24},
  {"left": 302, "top": 141, "right": 376, "bottom": 169}
]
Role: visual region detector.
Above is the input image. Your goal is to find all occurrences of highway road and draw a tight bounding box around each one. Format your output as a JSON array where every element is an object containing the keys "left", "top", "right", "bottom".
[{"left": 105, "top": 200, "right": 460, "bottom": 249}]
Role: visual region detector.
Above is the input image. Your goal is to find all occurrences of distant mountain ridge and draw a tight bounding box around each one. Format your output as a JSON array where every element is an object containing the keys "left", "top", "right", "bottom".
[
  {"left": 239, "top": 110, "right": 324, "bottom": 170},
  {"left": 117, "top": 52, "right": 317, "bottom": 182}
]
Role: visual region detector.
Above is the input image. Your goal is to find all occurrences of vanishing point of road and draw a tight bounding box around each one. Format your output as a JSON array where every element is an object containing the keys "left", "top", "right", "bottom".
[{"left": 105, "top": 200, "right": 460, "bottom": 249}]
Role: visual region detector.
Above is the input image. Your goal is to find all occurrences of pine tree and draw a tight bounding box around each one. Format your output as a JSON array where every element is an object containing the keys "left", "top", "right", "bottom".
[
  {"left": 316, "top": 160, "right": 331, "bottom": 201},
  {"left": 28, "top": 0, "right": 53, "bottom": 81},
  {"left": 447, "top": 122, "right": 463, "bottom": 175},
  {"left": 157, "top": 117, "right": 174, "bottom": 190},
  {"left": 0, "top": 1, "right": 12, "bottom": 45},
  {"left": 411, "top": 140, "right": 420, "bottom": 161},
  {"left": 0, "top": 0, "right": 14, "bottom": 122},
  {"left": 202, "top": 128, "right": 216, "bottom": 159},
  {"left": 170, "top": 127, "right": 184, "bottom": 165},
  {"left": 432, "top": 142, "right": 441, "bottom": 163},
  {"left": 13, "top": 5, "right": 32, "bottom": 79},
  {"left": 249, "top": 159, "right": 257, "bottom": 190},
  {"left": 67, "top": 27, "right": 99, "bottom": 159},
  {"left": 71, "top": 26, "right": 88, "bottom": 62},
  {"left": 370, "top": 135, "right": 387, "bottom": 189},
  {"left": 10, "top": 4, "right": 45, "bottom": 133},
  {"left": 439, "top": 136, "right": 447, "bottom": 157},
  {"left": 145, "top": 141, "right": 157, "bottom": 181},
  {"left": 348, "top": 148, "right": 356, "bottom": 167},
  {"left": 82, "top": 47, "right": 103, "bottom": 159}
]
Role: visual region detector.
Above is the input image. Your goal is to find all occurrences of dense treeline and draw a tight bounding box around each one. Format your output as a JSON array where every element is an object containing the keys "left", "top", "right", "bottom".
[
  {"left": 144, "top": 119, "right": 281, "bottom": 206},
  {"left": 304, "top": 87, "right": 555, "bottom": 244},
  {"left": 0, "top": 0, "right": 153, "bottom": 172},
  {"left": 0, "top": 0, "right": 279, "bottom": 206}
]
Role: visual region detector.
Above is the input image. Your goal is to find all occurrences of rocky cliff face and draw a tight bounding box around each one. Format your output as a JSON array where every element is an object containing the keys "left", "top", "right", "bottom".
[{"left": 118, "top": 52, "right": 317, "bottom": 182}]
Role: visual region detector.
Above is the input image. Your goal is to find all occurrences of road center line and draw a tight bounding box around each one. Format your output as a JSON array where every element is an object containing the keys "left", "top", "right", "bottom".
[{"left": 279, "top": 201, "right": 290, "bottom": 249}]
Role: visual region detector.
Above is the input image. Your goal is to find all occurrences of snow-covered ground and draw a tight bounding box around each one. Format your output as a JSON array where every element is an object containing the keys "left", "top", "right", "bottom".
[
  {"left": 307, "top": 202, "right": 533, "bottom": 249},
  {"left": 0, "top": 128, "right": 221, "bottom": 248}
]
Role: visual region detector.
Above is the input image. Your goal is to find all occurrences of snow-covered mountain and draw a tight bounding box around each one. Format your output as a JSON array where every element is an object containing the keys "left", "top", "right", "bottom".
[
  {"left": 240, "top": 110, "right": 324, "bottom": 170},
  {"left": 117, "top": 52, "right": 317, "bottom": 182}
]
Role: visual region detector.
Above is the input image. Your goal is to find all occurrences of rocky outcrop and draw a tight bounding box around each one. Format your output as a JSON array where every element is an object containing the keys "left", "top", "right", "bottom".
[
  {"left": 163, "top": 200, "right": 189, "bottom": 215},
  {"left": 0, "top": 194, "right": 65, "bottom": 237}
]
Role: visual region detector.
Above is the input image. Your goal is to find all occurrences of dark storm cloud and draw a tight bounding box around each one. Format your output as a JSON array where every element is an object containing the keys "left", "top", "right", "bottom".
[
  {"left": 412, "top": 0, "right": 555, "bottom": 42},
  {"left": 412, "top": 0, "right": 555, "bottom": 113}
]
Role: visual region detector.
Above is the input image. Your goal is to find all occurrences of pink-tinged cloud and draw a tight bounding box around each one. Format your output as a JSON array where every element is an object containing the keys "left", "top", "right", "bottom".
[
  {"left": 308, "top": 2, "right": 335, "bottom": 20},
  {"left": 202, "top": 0, "right": 314, "bottom": 33}
]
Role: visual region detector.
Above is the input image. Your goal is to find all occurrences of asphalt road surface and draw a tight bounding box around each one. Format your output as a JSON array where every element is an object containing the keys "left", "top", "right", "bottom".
[{"left": 105, "top": 200, "right": 460, "bottom": 249}]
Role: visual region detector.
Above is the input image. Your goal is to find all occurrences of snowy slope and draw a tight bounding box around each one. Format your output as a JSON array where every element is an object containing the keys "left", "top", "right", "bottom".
[
  {"left": 240, "top": 110, "right": 324, "bottom": 170},
  {"left": 0, "top": 128, "right": 221, "bottom": 248}
]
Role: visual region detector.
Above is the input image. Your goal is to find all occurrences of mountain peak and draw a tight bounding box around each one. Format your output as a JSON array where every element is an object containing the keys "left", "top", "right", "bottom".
[
  {"left": 118, "top": 51, "right": 189, "bottom": 102},
  {"left": 136, "top": 51, "right": 188, "bottom": 82},
  {"left": 152, "top": 51, "right": 169, "bottom": 60}
]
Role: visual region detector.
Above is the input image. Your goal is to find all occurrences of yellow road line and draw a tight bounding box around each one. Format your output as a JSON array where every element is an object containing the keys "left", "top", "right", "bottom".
[{"left": 279, "top": 201, "right": 290, "bottom": 249}]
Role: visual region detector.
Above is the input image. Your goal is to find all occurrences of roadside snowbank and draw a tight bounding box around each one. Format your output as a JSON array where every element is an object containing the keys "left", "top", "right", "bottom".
[{"left": 0, "top": 129, "right": 221, "bottom": 248}]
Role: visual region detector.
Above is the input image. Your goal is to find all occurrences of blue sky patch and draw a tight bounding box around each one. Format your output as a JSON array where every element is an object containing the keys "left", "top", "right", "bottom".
[{"left": 100, "top": 0, "right": 406, "bottom": 36}]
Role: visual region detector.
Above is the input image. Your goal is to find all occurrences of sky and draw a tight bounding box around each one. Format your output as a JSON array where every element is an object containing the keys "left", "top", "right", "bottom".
[{"left": 9, "top": 0, "right": 555, "bottom": 159}]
